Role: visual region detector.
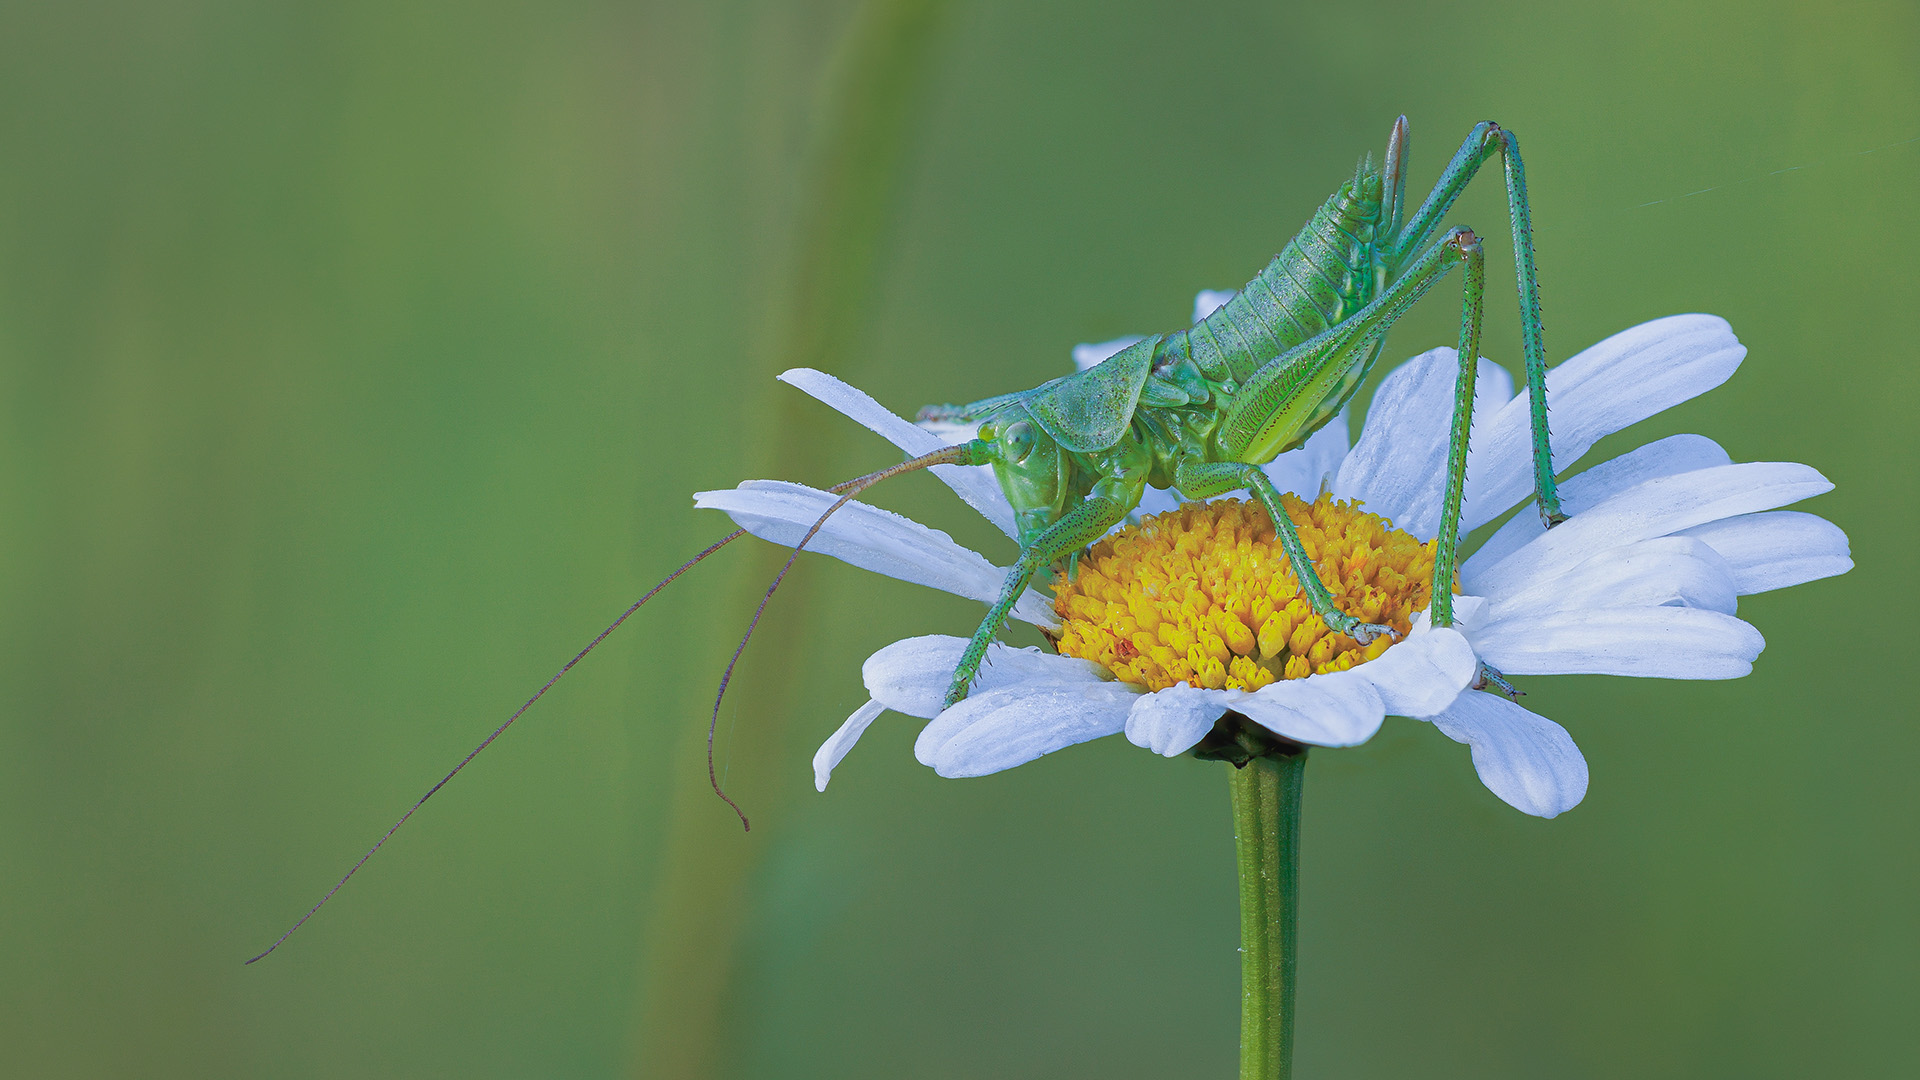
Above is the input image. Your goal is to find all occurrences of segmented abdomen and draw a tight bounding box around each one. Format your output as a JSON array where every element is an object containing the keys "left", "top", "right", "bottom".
[{"left": 1158, "top": 176, "right": 1384, "bottom": 384}]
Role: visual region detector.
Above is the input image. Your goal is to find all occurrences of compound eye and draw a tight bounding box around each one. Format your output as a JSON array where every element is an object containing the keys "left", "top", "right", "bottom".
[{"left": 1002, "top": 420, "right": 1037, "bottom": 464}]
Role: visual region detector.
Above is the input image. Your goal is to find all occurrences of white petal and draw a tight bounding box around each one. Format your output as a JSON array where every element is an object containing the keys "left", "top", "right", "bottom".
[
  {"left": 1261, "top": 409, "right": 1351, "bottom": 499},
  {"left": 1330, "top": 345, "right": 1452, "bottom": 520},
  {"left": 1353, "top": 625, "right": 1480, "bottom": 718},
  {"left": 1470, "top": 607, "right": 1765, "bottom": 679},
  {"left": 1467, "top": 462, "right": 1834, "bottom": 601},
  {"left": 1476, "top": 356, "right": 1518, "bottom": 422},
  {"left": 1332, "top": 348, "right": 1512, "bottom": 539},
  {"left": 914, "top": 681, "right": 1139, "bottom": 777},
  {"left": 1427, "top": 693, "right": 1588, "bottom": 818},
  {"left": 863, "top": 634, "right": 1110, "bottom": 720},
  {"left": 1489, "top": 536, "right": 1739, "bottom": 619},
  {"left": 1463, "top": 434, "right": 1733, "bottom": 588},
  {"left": 1234, "top": 669, "right": 1386, "bottom": 747},
  {"left": 778, "top": 368, "right": 1019, "bottom": 538},
  {"left": 1193, "top": 290, "right": 1235, "bottom": 323},
  {"left": 1459, "top": 315, "right": 1746, "bottom": 531},
  {"left": 1677, "top": 511, "right": 1854, "bottom": 595},
  {"left": 814, "top": 699, "right": 886, "bottom": 792},
  {"left": 694, "top": 481, "right": 1057, "bottom": 629},
  {"left": 1125, "top": 685, "right": 1237, "bottom": 757},
  {"left": 1073, "top": 336, "right": 1146, "bottom": 372}
]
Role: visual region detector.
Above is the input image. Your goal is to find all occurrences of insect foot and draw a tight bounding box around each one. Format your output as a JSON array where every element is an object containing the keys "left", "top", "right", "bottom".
[
  {"left": 1333, "top": 617, "right": 1400, "bottom": 647},
  {"left": 1472, "top": 661, "right": 1523, "bottom": 700}
]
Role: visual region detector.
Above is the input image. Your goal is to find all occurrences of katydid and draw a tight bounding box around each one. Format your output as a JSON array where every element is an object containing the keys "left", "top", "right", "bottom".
[
  {"left": 916, "top": 115, "right": 1560, "bottom": 705},
  {"left": 249, "top": 117, "right": 1560, "bottom": 962}
]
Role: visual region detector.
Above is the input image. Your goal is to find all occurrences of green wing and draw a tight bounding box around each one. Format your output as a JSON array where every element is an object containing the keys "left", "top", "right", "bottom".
[{"left": 1022, "top": 335, "right": 1159, "bottom": 452}]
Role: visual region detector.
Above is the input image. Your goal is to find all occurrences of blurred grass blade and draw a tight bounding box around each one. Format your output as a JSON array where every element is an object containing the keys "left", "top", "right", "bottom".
[{"left": 626, "top": 1, "right": 950, "bottom": 1076}]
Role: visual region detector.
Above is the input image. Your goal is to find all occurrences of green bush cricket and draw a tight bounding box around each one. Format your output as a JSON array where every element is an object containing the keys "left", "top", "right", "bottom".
[
  {"left": 250, "top": 116, "right": 1561, "bottom": 962},
  {"left": 913, "top": 116, "right": 1559, "bottom": 707}
]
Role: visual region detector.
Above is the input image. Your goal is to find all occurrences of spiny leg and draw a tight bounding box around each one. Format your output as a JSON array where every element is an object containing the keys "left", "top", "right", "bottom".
[
  {"left": 944, "top": 493, "right": 1130, "bottom": 707},
  {"left": 1431, "top": 232, "right": 1483, "bottom": 628},
  {"left": 1426, "top": 228, "right": 1520, "bottom": 699},
  {"left": 1390, "top": 121, "right": 1564, "bottom": 527}
]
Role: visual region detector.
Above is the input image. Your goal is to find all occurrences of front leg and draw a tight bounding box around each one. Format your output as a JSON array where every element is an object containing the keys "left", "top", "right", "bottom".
[
  {"left": 1173, "top": 457, "right": 1397, "bottom": 646},
  {"left": 945, "top": 493, "right": 1131, "bottom": 708}
]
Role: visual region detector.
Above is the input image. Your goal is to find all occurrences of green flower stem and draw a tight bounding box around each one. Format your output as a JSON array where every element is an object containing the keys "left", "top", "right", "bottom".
[{"left": 1230, "top": 749, "right": 1305, "bottom": 1080}]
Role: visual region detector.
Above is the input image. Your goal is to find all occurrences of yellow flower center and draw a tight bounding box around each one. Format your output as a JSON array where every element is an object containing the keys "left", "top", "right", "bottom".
[{"left": 1051, "top": 494, "right": 1438, "bottom": 692}]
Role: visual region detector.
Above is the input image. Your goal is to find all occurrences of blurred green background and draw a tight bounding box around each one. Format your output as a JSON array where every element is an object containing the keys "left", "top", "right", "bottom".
[{"left": 1, "top": 0, "right": 1914, "bottom": 1076}]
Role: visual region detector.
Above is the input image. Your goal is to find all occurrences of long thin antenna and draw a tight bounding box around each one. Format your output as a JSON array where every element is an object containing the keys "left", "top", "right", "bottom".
[
  {"left": 249, "top": 446, "right": 977, "bottom": 962},
  {"left": 247, "top": 529, "right": 745, "bottom": 965},
  {"left": 707, "top": 444, "right": 977, "bottom": 830}
]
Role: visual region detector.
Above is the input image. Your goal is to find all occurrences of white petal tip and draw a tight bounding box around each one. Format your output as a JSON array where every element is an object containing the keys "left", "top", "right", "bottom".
[
  {"left": 812, "top": 700, "right": 886, "bottom": 793},
  {"left": 1124, "top": 684, "right": 1233, "bottom": 758},
  {"left": 1429, "top": 694, "right": 1589, "bottom": 818}
]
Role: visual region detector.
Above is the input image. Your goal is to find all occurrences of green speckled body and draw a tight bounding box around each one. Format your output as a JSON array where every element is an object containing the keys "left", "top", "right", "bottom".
[
  {"left": 1157, "top": 171, "right": 1390, "bottom": 463},
  {"left": 956, "top": 167, "right": 1402, "bottom": 547}
]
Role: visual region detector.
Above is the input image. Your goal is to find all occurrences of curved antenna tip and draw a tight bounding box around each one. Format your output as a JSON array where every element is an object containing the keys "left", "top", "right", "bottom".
[{"left": 705, "top": 444, "right": 979, "bottom": 826}]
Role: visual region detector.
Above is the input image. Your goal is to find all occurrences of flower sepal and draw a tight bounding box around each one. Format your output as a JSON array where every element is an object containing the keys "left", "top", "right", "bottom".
[{"left": 1189, "top": 712, "right": 1308, "bottom": 767}]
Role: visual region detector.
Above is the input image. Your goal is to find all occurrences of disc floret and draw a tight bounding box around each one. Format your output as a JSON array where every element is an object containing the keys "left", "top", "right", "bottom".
[{"left": 1052, "top": 495, "right": 1438, "bottom": 692}]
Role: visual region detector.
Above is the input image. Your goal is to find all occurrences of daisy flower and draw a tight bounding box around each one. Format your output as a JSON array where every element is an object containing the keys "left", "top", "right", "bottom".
[{"left": 695, "top": 302, "right": 1850, "bottom": 818}]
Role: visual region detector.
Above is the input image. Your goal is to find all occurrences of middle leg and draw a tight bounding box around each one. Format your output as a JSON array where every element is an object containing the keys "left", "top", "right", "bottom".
[
  {"left": 1173, "top": 457, "right": 1396, "bottom": 646},
  {"left": 1430, "top": 226, "right": 1523, "bottom": 699},
  {"left": 1431, "top": 230, "right": 1483, "bottom": 627}
]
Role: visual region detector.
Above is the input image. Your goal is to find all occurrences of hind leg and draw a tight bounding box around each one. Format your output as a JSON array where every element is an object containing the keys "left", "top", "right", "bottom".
[{"left": 1390, "top": 120, "right": 1565, "bottom": 528}]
